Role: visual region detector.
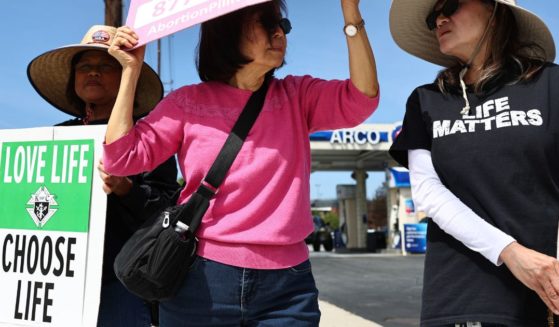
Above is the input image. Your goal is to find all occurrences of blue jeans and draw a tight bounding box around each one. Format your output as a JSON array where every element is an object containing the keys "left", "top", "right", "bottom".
[
  {"left": 159, "top": 257, "right": 320, "bottom": 326},
  {"left": 97, "top": 279, "right": 152, "bottom": 327}
]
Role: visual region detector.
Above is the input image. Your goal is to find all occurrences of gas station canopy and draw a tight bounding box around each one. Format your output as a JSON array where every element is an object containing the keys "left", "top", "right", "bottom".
[{"left": 310, "top": 123, "right": 401, "bottom": 171}]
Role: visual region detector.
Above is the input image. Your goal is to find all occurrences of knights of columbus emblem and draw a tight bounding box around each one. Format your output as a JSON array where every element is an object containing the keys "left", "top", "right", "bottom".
[{"left": 26, "top": 186, "right": 58, "bottom": 228}]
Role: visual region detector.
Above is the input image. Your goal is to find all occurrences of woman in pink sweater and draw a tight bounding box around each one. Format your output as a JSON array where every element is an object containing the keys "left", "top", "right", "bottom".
[{"left": 105, "top": 0, "right": 379, "bottom": 325}]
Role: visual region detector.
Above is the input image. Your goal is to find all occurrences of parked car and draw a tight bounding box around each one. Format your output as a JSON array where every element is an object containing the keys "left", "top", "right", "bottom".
[{"left": 305, "top": 216, "right": 334, "bottom": 252}]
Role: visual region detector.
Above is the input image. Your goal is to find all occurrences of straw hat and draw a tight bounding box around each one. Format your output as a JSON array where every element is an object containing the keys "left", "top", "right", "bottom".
[
  {"left": 389, "top": 0, "right": 556, "bottom": 67},
  {"left": 27, "top": 25, "right": 163, "bottom": 118}
]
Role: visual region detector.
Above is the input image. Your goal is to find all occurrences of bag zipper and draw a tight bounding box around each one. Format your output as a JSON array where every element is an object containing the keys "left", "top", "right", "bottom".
[{"left": 162, "top": 212, "right": 170, "bottom": 228}]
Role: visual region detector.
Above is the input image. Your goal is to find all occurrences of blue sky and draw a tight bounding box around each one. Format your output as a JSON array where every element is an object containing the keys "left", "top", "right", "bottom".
[{"left": 1, "top": 1, "right": 558, "bottom": 199}]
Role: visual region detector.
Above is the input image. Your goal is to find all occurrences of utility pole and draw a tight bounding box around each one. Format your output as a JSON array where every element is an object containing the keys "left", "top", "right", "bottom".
[{"left": 104, "top": 0, "right": 123, "bottom": 27}]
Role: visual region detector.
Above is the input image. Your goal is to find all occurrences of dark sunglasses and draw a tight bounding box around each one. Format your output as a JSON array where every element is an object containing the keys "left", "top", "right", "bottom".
[
  {"left": 260, "top": 17, "right": 292, "bottom": 35},
  {"left": 425, "top": 0, "right": 460, "bottom": 31},
  {"left": 278, "top": 18, "right": 292, "bottom": 35}
]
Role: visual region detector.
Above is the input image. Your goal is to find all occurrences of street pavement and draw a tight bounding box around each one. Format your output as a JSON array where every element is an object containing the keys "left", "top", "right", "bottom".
[{"left": 310, "top": 251, "right": 424, "bottom": 327}]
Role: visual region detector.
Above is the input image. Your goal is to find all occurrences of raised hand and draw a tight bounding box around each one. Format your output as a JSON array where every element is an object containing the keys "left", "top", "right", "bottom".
[{"left": 108, "top": 26, "right": 145, "bottom": 72}]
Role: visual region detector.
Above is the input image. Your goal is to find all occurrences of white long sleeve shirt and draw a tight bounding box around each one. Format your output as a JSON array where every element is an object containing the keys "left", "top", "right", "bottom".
[{"left": 408, "top": 149, "right": 515, "bottom": 265}]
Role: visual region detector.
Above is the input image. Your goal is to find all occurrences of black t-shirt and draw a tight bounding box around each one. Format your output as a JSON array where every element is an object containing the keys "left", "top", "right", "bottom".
[{"left": 390, "top": 63, "right": 559, "bottom": 326}]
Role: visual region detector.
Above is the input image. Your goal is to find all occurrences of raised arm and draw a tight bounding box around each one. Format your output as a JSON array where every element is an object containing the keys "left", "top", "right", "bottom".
[
  {"left": 106, "top": 26, "right": 144, "bottom": 144},
  {"left": 341, "top": 0, "right": 379, "bottom": 98}
]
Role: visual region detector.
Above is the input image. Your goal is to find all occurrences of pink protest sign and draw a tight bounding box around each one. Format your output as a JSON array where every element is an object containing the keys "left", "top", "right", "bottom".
[{"left": 126, "top": 0, "right": 272, "bottom": 47}]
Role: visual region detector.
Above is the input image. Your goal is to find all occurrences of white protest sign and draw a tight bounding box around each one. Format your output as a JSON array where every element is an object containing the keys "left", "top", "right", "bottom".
[
  {"left": 0, "top": 125, "right": 107, "bottom": 327},
  {"left": 127, "top": 0, "right": 272, "bottom": 47}
]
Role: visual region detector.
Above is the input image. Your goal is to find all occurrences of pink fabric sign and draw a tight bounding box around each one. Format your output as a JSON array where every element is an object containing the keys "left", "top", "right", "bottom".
[{"left": 126, "top": 0, "right": 271, "bottom": 47}]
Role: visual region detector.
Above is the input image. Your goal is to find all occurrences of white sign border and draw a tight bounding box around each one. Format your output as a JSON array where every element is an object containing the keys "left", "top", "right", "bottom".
[{"left": 0, "top": 126, "right": 107, "bottom": 327}]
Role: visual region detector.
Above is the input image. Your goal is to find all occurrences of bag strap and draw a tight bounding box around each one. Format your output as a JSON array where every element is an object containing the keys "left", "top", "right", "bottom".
[
  {"left": 172, "top": 79, "right": 270, "bottom": 232},
  {"left": 195, "top": 77, "right": 271, "bottom": 199}
]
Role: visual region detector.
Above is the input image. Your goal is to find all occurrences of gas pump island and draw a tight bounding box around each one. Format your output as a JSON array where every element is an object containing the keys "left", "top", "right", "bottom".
[{"left": 310, "top": 123, "right": 425, "bottom": 253}]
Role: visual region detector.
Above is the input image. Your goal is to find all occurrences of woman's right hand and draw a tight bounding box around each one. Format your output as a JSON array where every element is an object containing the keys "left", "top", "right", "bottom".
[
  {"left": 105, "top": 26, "right": 143, "bottom": 144},
  {"left": 500, "top": 241, "right": 559, "bottom": 314},
  {"left": 108, "top": 26, "right": 145, "bottom": 72}
]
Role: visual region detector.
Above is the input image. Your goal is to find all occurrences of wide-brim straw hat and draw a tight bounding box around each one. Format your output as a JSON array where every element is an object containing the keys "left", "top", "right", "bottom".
[
  {"left": 28, "top": 25, "right": 163, "bottom": 118},
  {"left": 389, "top": 0, "right": 556, "bottom": 67}
]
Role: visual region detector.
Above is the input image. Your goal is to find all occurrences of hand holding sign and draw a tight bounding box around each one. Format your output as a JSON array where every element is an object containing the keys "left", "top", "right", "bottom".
[
  {"left": 126, "top": 0, "right": 272, "bottom": 47},
  {"left": 108, "top": 27, "right": 145, "bottom": 73},
  {"left": 97, "top": 160, "right": 132, "bottom": 196}
]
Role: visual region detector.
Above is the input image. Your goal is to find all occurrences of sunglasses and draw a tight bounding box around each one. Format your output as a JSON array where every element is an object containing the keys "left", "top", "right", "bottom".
[
  {"left": 75, "top": 63, "right": 120, "bottom": 73},
  {"left": 258, "top": 17, "right": 292, "bottom": 35},
  {"left": 425, "top": 0, "right": 460, "bottom": 31},
  {"left": 278, "top": 18, "right": 292, "bottom": 35}
]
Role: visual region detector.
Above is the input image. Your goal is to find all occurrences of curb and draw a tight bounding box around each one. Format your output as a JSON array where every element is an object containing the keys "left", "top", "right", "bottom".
[{"left": 319, "top": 300, "right": 383, "bottom": 327}]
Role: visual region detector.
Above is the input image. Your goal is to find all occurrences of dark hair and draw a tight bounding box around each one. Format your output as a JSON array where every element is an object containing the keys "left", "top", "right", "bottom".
[
  {"left": 196, "top": 0, "right": 287, "bottom": 83},
  {"left": 66, "top": 52, "right": 87, "bottom": 116},
  {"left": 437, "top": 1, "right": 547, "bottom": 94}
]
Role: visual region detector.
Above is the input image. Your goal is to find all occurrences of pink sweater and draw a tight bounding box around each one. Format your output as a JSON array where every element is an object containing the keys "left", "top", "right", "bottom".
[{"left": 103, "top": 75, "right": 378, "bottom": 269}]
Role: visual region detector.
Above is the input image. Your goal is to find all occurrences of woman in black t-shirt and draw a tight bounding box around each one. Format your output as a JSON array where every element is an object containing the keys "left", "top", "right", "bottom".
[{"left": 389, "top": 0, "right": 559, "bottom": 326}]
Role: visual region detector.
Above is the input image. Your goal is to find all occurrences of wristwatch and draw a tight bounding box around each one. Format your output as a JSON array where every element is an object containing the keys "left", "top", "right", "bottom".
[{"left": 343, "top": 19, "right": 365, "bottom": 37}]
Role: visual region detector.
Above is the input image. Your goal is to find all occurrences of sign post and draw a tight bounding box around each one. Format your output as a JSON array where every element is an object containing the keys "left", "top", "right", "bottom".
[{"left": 0, "top": 126, "right": 107, "bottom": 327}]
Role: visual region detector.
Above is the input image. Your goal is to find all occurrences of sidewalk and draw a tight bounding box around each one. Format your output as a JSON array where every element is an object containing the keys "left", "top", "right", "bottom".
[{"left": 319, "top": 300, "right": 382, "bottom": 327}]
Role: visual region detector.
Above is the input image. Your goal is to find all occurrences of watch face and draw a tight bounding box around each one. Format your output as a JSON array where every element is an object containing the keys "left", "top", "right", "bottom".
[{"left": 345, "top": 25, "right": 357, "bottom": 37}]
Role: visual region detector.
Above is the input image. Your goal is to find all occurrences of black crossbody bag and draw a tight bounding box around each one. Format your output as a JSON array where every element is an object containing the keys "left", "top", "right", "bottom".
[{"left": 113, "top": 79, "right": 270, "bottom": 301}]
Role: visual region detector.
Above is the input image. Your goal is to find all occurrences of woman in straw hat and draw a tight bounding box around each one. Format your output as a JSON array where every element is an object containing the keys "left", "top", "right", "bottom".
[
  {"left": 102, "top": 0, "right": 379, "bottom": 325},
  {"left": 28, "top": 25, "right": 180, "bottom": 327},
  {"left": 389, "top": 0, "right": 558, "bottom": 325}
]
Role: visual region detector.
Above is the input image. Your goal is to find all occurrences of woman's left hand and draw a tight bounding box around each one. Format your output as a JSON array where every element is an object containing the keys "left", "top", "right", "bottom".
[
  {"left": 340, "top": 0, "right": 378, "bottom": 98},
  {"left": 97, "top": 160, "right": 133, "bottom": 196},
  {"left": 500, "top": 241, "right": 559, "bottom": 314}
]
